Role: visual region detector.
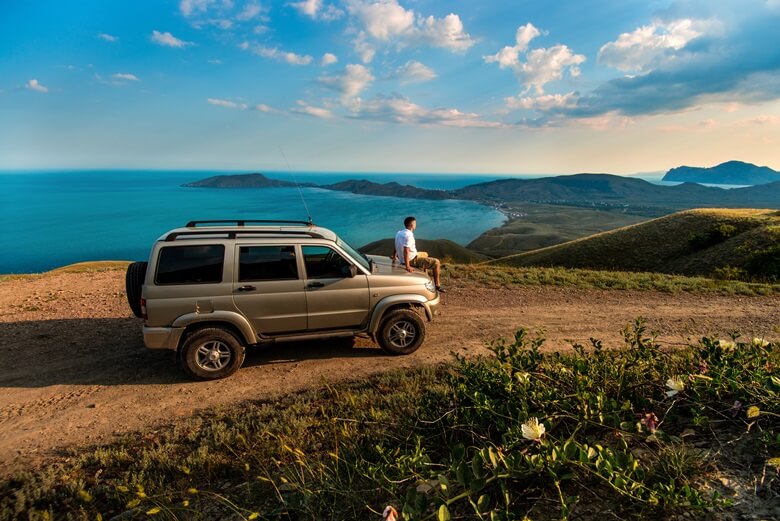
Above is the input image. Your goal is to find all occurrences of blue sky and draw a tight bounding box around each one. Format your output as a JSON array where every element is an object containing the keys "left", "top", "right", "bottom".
[{"left": 2, "top": 0, "right": 780, "bottom": 173}]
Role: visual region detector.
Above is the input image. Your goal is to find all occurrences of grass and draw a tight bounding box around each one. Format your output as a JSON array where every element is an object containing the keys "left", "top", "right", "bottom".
[
  {"left": 0, "top": 261, "right": 130, "bottom": 283},
  {"left": 489, "top": 209, "right": 780, "bottom": 280},
  {"left": 1, "top": 322, "right": 777, "bottom": 520},
  {"left": 467, "top": 203, "right": 648, "bottom": 258},
  {"left": 445, "top": 264, "right": 780, "bottom": 296}
]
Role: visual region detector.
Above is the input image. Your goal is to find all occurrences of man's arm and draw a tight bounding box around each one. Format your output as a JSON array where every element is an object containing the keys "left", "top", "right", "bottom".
[{"left": 403, "top": 246, "right": 413, "bottom": 272}]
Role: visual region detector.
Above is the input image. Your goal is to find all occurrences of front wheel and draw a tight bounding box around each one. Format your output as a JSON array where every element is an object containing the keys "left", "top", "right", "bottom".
[
  {"left": 377, "top": 309, "right": 426, "bottom": 355},
  {"left": 180, "top": 327, "right": 246, "bottom": 380}
]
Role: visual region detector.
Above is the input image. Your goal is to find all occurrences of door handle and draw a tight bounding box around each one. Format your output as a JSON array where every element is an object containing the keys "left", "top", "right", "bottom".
[
  {"left": 236, "top": 285, "right": 256, "bottom": 292},
  {"left": 307, "top": 281, "right": 325, "bottom": 288}
]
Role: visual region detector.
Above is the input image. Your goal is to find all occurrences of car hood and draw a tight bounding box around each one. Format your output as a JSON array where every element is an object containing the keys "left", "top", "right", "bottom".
[{"left": 367, "top": 254, "right": 430, "bottom": 281}]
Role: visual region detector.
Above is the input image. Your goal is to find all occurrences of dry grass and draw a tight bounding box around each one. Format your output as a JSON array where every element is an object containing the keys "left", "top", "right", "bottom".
[{"left": 0, "top": 261, "right": 131, "bottom": 283}]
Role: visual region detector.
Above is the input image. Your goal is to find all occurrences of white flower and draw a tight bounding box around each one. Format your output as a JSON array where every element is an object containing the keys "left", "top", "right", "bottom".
[
  {"left": 521, "top": 417, "right": 546, "bottom": 440},
  {"left": 752, "top": 337, "right": 769, "bottom": 347},
  {"left": 665, "top": 377, "right": 685, "bottom": 397},
  {"left": 718, "top": 340, "right": 736, "bottom": 350}
]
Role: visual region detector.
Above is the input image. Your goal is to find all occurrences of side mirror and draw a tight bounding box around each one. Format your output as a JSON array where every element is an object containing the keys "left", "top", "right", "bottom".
[{"left": 342, "top": 265, "right": 358, "bottom": 278}]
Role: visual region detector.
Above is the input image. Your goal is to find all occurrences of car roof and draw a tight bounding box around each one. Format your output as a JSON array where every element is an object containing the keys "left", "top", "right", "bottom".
[{"left": 157, "top": 221, "right": 338, "bottom": 243}]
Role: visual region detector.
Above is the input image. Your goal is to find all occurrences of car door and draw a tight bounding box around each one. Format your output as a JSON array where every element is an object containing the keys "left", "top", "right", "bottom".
[
  {"left": 232, "top": 244, "right": 307, "bottom": 334},
  {"left": 301, "top": 245, "right": 370, "bottom": 330}
]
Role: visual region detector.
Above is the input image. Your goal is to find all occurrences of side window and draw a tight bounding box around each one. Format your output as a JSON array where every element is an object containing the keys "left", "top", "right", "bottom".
[
  {"left": 302, "top": 246, "right": 351, "bottom": 279},
  {"left": 239, "top": 246, "right": 298, "bottom": 281},
  {"left": 156, "top": 245, "right": 225, "bottom": 285}
]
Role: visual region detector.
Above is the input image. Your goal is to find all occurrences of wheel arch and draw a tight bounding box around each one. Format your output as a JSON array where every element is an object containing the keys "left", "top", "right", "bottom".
[
  {"left": 368, "top": 294, "right": 432, "bottom": 335},
  {"left": 173, "top": 311, "right": 256, "bottom": 350}
]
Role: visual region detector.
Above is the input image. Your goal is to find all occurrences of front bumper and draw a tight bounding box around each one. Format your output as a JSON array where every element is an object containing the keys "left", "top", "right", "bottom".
[
  {"left": 143, "top": 326, "right": 185, "bottom": 350},
  {"left": 425, "top": 293, "right": 441, "bottom": 320}
]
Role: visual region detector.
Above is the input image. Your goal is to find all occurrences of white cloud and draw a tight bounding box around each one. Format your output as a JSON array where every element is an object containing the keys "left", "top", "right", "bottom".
[
  {"left": 236, "top": 2, "right": 262, "bottom": 21},
  {"left": 151, "top": 30, "right": 194, "bottom": 48},
  {"left": 290, "top": 0, "right": 343, "bottom": 21},
  {"left": 254, "top": 103, "right": 273, "bottom": 112},
  {"left": 351, "top": 94, "right": 501, "bottom": 128},
  {"left": 598, "top": 19, "right": 714, "bottom": 73},
  {"left": 353, "top": 32, "right": 376, "bottom": 63},
  {"left": 293, "top": 103, "right": 334, "bottom": 118},
  {"left": 417, "top": 13, "right": 474, "bottom": 52},
  {"left": 347, "top": 1, "right": 474, "bottom": 60},
  {"left": 744, "top": 115, "right": 780, "bottom": 125},
  {"left": 319, "top": 63, "right": 375, "bottom": 104},
  {"left": 350, "top": 0, "right": 414, "bottom": 40},
  {"left": 394, "top": 60, "right": 437, "bottom": 84},
  {"left": 485, "top": 24, "right": 585, "bottom": 94},
  {"left": 26, "top": 79, "right": 48, "bottom": 93},
  {"left": 208, "top": 59, "right": 224, "bottom": 64},
  {"left": 249, "top": 45, "right": 313, "bottom": 65},
  {"left": 321, "top": 52, "right": 338, "bottom": 66},
  {"left": 207, "top": 98, "right": 248, "bottom": 109},
  {"left": 97, "top": 33, "right": 118, "bottom": 43},
  {"left": 485, "top": 23, "right": 541, "bottom": 68},
  {"left": 112, "top": 73, "right": 140, "bottom": 81},
  {"left": 180, "top": 0, "right": 215, "bottom": 17},
  {"left": 505, "top": 92, "right": 577, "bottom": 111}
]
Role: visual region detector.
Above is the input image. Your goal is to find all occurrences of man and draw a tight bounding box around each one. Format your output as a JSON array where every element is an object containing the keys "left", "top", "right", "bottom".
[{"left": 392, "top": 216, "right": 445, "bottom": 293}]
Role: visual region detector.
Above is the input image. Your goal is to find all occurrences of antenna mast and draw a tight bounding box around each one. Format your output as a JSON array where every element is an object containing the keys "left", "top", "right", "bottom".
[{"left": 278, "top": 146, "right": 313, "bottom": 225}]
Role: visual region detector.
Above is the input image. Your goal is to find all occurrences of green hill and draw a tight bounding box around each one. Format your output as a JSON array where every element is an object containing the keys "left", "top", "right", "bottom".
[
  {"left": 360, "top": 238, "right": 490, "bottom": 264},
  {"left": 490, "top": 209, "right": 780, "bottom": 280}
]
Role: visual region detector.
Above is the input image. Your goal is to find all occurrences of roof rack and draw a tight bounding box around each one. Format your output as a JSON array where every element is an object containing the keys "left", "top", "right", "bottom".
[
  {"left": 185, "top": 219, "right": 314, "bottom": 227},
  {"left": 165, "top": 229, "right": 324, "bottom": 242}
]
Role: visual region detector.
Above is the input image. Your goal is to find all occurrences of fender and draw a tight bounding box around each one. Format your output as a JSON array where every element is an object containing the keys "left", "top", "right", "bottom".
[
  {"left": 368, "top": 294, "right": 433, "bottom": 334},
  {"left": 172, "top": 310, "right": 258, "bottom": 345}
]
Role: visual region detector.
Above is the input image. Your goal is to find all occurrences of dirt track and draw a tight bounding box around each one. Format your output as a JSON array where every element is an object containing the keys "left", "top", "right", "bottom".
[{"left": 1, "top": 270, "right": 778, "bottom": 476}]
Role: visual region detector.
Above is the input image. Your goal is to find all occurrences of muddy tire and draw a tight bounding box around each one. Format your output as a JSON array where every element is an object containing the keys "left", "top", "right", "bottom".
[
  {"left": 125, "top": 261, "right": 148, "bottom": 318},
  {"left": 377, "top": 309, "right": 426, "bottom": 355},
  {"left": 180, "top": 327, "right": 246, "bottom": 380}
]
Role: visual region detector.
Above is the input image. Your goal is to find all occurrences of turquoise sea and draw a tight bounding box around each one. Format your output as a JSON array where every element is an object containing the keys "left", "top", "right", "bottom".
[{"left": 0, "top": 170, "right": 514, "bottom": 274}]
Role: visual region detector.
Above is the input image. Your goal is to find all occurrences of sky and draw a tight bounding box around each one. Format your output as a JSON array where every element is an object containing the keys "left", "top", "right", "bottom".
[{"left": 2, "top": 0, "right": 780, "bottom": 174}]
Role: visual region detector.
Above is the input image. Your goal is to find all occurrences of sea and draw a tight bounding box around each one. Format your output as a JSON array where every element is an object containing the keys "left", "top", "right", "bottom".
[{"left": 0, "top": 170, "right": 522, "bottom": 274}]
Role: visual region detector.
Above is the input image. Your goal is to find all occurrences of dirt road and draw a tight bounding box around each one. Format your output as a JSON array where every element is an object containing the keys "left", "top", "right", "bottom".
[{"left": 1, "top": 270, "right": 778, "bottom": 475}]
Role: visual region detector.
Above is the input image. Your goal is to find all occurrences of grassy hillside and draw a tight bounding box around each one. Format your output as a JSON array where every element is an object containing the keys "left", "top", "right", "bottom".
[
  {"left": 468, "top": 204, "right": 648, "bottom": 258},
  {"left": 490, "top": 209, "right": 780, "bottom": 280},
  {"left": 360, "top": 238, "right": 490, "bottom": 263}
]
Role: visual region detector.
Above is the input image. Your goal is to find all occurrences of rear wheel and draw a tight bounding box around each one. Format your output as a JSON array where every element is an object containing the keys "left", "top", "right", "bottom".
[
  {"left": 377, "top": 309, "right": 425, "bottom": 355},
  {"left": 125, "top": 261, "right": 148, "bottom": 318},
  {"left": 180, "top": 327, "right": 246, "bottom": 380}
]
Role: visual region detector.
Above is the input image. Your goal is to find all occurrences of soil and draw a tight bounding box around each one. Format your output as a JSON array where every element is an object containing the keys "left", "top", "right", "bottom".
[{"left": 1, "top": 269, "right": 778, "bottom": 477}]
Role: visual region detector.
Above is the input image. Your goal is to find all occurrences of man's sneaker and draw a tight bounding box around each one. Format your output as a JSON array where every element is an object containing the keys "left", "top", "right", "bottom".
[{"left": 436, "top": 286, "right": 446, "bottom": 293}]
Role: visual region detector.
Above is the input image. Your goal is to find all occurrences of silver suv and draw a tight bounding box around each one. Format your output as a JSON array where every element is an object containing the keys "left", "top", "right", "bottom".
[{"left": 125, "top": 220, "right": 441, "bottom": 380}]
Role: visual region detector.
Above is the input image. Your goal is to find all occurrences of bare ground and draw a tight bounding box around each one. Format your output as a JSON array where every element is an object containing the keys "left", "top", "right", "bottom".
[{"left": 1, "top": 270, "right": 778, "bottom": 477}]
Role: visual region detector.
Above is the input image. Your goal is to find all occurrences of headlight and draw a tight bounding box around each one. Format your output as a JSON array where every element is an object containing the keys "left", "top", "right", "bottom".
[{"left": 424, "top": 280, "right": 435, "bottom": 292}]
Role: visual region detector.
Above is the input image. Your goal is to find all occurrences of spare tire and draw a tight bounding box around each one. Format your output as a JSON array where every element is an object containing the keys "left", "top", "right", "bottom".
[{"left": 125, "top": 261, "right": 148, "bottom": 318}]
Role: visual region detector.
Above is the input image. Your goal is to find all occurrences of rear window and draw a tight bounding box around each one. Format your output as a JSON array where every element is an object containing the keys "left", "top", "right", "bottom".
[
  {"left": 156, "top": 245, "right": 225, "bottom": 285},
  {"left": 239, "top": 246, "right": 298, "bottom": 281}
]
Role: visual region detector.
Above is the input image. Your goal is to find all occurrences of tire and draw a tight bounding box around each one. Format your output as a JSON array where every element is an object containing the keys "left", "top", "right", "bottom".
[
  {"left": 125, "top": 261, "right": 148, "bottom": 318},
  {"left": 377, "top": 309, "right": 426, "bottom": 355},
  {"left": 179, "top": 327, "right": 246, "bottom": 380}
]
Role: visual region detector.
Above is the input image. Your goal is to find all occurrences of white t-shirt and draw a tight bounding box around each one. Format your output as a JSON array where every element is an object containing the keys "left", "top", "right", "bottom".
[{"left": 394, "top": 229, "right": 417, "bottom": 265}]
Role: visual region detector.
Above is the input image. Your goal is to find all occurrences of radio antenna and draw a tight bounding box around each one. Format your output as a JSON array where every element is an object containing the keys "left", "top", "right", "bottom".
[{"left": 278, "top": 145, "right": 313, "bottom": 225}]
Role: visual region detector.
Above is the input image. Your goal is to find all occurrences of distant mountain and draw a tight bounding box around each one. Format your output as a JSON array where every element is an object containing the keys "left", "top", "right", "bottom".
[
  {"left": 182, "top": 172, "right": 780, "bottom": 211},
  {"left": 321, "top": 179, "right": 452, "bottom": 200},
  {"left": 183, "top": 173, "right": 313, "bottom": 188},
  {"left": 663, "top": 161, "right": 780, "bottom": 185}
]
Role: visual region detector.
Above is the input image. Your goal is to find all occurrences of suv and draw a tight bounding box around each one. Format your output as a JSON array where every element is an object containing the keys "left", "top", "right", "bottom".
[{"left": 126, "top": 220, "right": 441, "bottom": 380}]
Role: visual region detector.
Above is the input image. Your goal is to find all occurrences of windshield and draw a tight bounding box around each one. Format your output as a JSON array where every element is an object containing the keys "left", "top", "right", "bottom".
[{"left": 336, "top": 237, "right": 371, "bottom": 271}]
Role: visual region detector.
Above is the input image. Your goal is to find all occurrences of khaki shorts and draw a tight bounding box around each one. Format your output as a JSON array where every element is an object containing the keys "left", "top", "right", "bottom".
[{"left": 410, "top": 253, "right": 440, "bottom": 270}]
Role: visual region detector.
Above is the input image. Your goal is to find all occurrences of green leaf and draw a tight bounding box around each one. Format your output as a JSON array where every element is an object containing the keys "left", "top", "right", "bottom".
[
  {"left": 470, "top": 478, "right": 487, "bottom": 492},
  {"left": 767, "top": 457, "right": 780, "bottom": 469},
  {"left": 477, "top": 494, "right": 490, "bottom": 513},
  {"left": 452, "top": 444, "right": 465, "bottom": 462},
  {"left": 145, "top": 507, "right": 161, "bottom": 515},
  {"left": 437, "top": 504, "right": 451, "bottom": 521},
  {"left": 472, "top": 453, "right": 485, "bottom": 480},
  {"left": 125, "top": 499, "right": 141, "bottom": 509}
]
